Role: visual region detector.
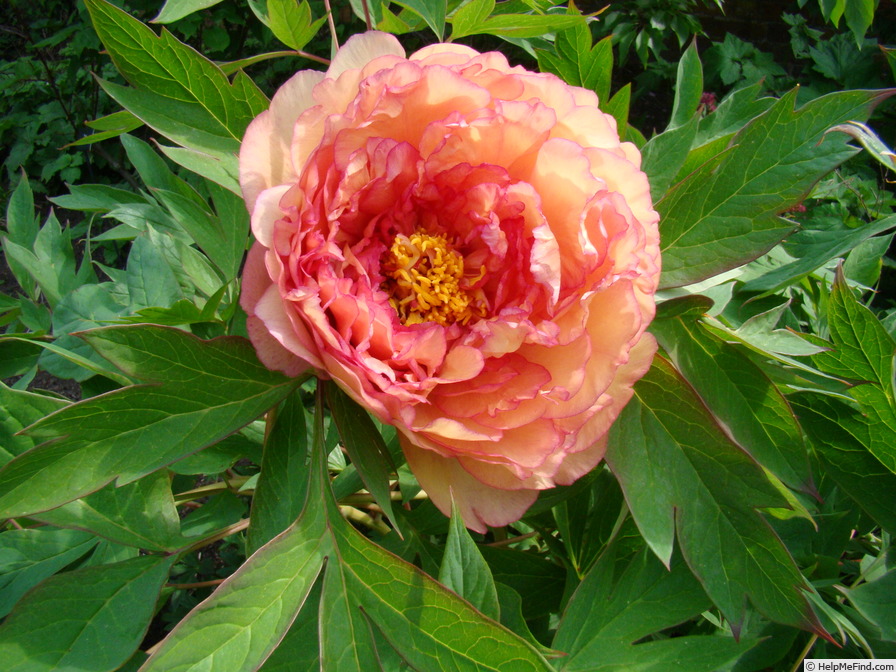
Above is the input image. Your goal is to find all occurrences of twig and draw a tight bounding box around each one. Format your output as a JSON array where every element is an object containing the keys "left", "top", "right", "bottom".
[
  {"left": 340, "top": 505, "right": 390, "bottom": 534},
  {"left": 486, "top": 531, "right": 539, "bottom": 547},
  {"left": 295, "top": 49, "right": 330, "bottom": 66},
  {"left": 323, "top": 0, "right": 339, "bottom": 51},
  {"left": 166, "top": 578, "right": 227, "bottom": 590},
  {"left": 177, "top": 518, "right": 251, "bottom": 555},
  {"left": 789, "top": 635, "right": 818, "bottom": 672}
]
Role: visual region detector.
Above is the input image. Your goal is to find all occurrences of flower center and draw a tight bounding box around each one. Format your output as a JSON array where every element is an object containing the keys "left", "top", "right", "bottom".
[{"left": 382, "top": 230, "right": 485, "bottom": 326}]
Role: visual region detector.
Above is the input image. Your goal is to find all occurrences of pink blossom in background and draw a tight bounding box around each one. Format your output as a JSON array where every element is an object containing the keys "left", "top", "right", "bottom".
[{"left": 239, "top": 32, "right": 661, "bottom": 532}]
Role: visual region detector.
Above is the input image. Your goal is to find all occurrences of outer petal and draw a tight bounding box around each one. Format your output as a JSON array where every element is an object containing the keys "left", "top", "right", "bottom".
[
  {"left": 253, "top": 284, "right": 325, "bottom": 370},
  {"left": 401, "top": 435, "right": 539, "bottom": 533},
  {"left": 326, "top": 31, "right": 405, "bottom": 79},
  {"left": 554, "top": 333, "right": 658, "bottom": 484},
  {"left": 239, "top": 70, "right": 324, "bottom": 211}
]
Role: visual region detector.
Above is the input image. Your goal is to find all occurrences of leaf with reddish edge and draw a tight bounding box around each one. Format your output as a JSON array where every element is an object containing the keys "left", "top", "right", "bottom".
[
  {"left": 606, "top": 356, "right": 827, "bottom": 638},
  {"left": 651, "top": 299, "right": 816, "bottom": 496},
  {"left": 139, "top": 381, "right": 553, "bottom": 672},
  {"left": 0, "top": 325, "right": 302, "bottom": 519},
  {"left": 658, "top": 88, "right": 895, "bottom": 288}
]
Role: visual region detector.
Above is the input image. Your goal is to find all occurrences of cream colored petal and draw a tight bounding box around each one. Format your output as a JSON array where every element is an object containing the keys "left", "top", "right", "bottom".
[
  {"left": 249, "top": 184, "right": 291, "bottom": 248},
  {"left": 326, "top": 31, "right": 405, "bottom": 80},
  {"left": 239, "top": 110, "right": 275, "bottom": 213},
  {"left": 239, "top": 70, "right": 324, "bottom": 211},
  {"left": 409, "top": 42, "right": 480, "bottom": 65},
  {"left": 402, "top": 436, "right": 539, "bottom": 533}
]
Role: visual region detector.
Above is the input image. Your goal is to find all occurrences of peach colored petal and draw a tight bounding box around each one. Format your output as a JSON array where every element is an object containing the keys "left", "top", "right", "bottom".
[
  {"left": 326, "top": 31, "right": 405, "bottom": 80},
  {"left": 554, "top": 334, "right": 657, "bottom": 484},
  {"left": 401, "top": 436, "right": 539, "bottom": 533}
]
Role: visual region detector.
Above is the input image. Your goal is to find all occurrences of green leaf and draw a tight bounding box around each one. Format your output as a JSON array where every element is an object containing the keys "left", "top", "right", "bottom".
[
  {"left": 742, "top": 213, "right": 896, "bottom": 295},
  {"left": 658, "top": 88, "right": 891, "bottom": 288},
  {"left": 85, "top": 0, "right": 267, "bottom": 145},
  {"left": 179, "top": 490, "right": 247, "bottom": 538},
  {"left": 459, "top": 10, "right": 585, "bottom": 39},
  {"left": 0, "top": 528, "right": 98, "bottom": 619},
  {"left": 603, "top": 83, "right": 631, "bottom": 141},
  {"left": 50, "top": 183, "right": 148, "bottom": 213},
  {"left": 208, "top": 180, "right": 251, "bottom": 280},
  {"left": 791, "top": 393, "right": 896, "bottom": 534},
  {"left": 825, "top": 121, "right": 896, "bottom": 175},
  {"left": 120, "top": 134, "right": 206, "bottom": 206},
  {"left": 327, "top": 384, "right": 402, "bottom": 535},
  {"left": 0, "top": 384, "right": 68, "bottom": 467},
  {"left": 2, "top": 213, "right": 80, "bottom": 308},
  {"left": 449, "top": 0, "right": 495, "bottom": 41},
  {"left": 141, "top": 384, "right": 553, "bottom": 671},
  {"left": 3, "top": 174, "right": 38, "bottom": 298},
  {"left": 535, "top": 27, "right": 613, "bottom": 101},
  {"left": 0, "top": 325, "right": 301, "bottom": 518},
  {"left": 40, "top": 283, "right": 130, "bottom": 382},
  {"left": 392, "top": 0, "right": 446, "bottom": 39},
  {"left": 156, "top": 144, "right": 241, "bottom": 195},
  {"left": 0, "top": 555, "right": 174, "bottom": 672},
  {"left": 257, "top": 575, "right": 322, "bottom": 671},
  {"left": 606, "top": 356, "right": 824, "bottom": 634},
  {"left": 481, "top": 544, "right": 565, "bottom": 620},
  {"left": 127, "top": 234, "right": 185, "bottom": 311},
  {"left": 642, "top": 114, "right": 700, "bottom": 202},
  {"left": 842, "top": 569, "right": 896, "bottom": 641},
  {"left": 555, "top": 545, "right": 753, "bottom": 671},
  {"left": 439, "top": 502, "right": 500, "bottom": 620},
  {"left": 5, "top": 172, "right": 37, "bottom": 248},
  {"left": 69, "top": 110, "right": 144, "bottom": 146},
  {"left": 651, "top": 311, "right": 815, "bottom": 494},
  {"left": 669, "top": 40, "right": 703, "bottom": 129},
  {"left": 247, "top": 390, "right": 310, "bottom": 555},
  {"left": 98, "top": 78, "right": 241, "bottom": 155},
  {"left": 153, "top": 0, "right": 227, "bottom": 23},
  {"left": 34, "top": 471, "right": 183, "bottom": 552},
  {"left": 814, "top": 270, "right": 896, "bottom": 474},
  {"left": 267, "top": 0, "right": 327, "bottom": 51},
  {"left": 154, "top": 185, "right": 245, "bottom": 280},
  {"left": 843, "top": 0, "right": 874, "bottom": 46}
]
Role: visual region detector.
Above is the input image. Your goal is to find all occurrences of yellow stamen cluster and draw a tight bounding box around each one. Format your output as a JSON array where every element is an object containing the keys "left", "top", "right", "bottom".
[{"left": 382, "top": 230, "right": 485, "bottom": 326}]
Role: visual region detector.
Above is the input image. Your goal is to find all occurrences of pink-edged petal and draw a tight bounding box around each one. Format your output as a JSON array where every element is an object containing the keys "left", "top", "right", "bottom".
[
  {"left": 240, "top": 242, "right": 272, "bottom": 313},
  {"left": 401, "top": 436, "right": 539, "bottom": 533},
  {"left": 254, "top": 283, "right": 324, "bottom": 369},
  {"left": 326, "top": 31, "right": 405, "bottom": 80},
  {"left": 246, "top": 315, "right": 313, "bottom": 377},
  {"left": 554, "top": 333, "right": 657, "bottom": 483}
]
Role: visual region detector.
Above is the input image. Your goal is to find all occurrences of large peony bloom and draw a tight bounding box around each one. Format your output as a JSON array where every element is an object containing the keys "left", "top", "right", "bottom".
[{"left": 240, "top": 32, "right": 661, "bottom": 532}]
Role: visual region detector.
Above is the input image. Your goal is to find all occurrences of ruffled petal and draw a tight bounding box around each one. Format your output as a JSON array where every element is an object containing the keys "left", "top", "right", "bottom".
[{"left": 402, "top": 436, "right": 539, "bottom": 533}]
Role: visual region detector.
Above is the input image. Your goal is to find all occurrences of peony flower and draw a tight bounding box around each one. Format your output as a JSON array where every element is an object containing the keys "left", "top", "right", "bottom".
[{"left": 239, "top": 32, "right": 661, "bottom": 532}]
